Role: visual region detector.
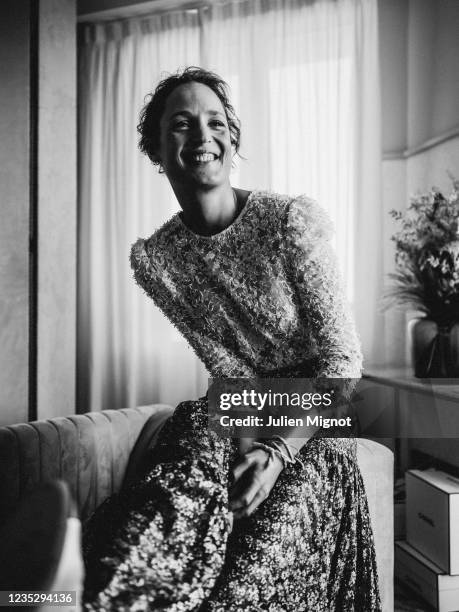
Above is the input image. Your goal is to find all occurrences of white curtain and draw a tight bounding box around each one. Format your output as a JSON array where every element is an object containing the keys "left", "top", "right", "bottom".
[{"left": 78, "top": 0, "right": 382, "bottom": 412}]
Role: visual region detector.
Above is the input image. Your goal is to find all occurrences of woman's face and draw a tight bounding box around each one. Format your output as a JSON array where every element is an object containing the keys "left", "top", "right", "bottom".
[{"left": 156, "top": 82, "right": 233, "bottom": 190}]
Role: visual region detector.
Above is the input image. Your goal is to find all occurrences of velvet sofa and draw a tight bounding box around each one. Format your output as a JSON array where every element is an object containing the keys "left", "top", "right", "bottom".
[{"left": 0, "top": 405, "right": 393, "bottom": 610}]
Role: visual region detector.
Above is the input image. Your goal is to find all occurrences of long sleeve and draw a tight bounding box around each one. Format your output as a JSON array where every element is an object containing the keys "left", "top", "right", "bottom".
[
  {"left": 130, "top": 238, "right": 256, "bottom": 378},
  {"left": 284, "top": 195, "right": 363, "bottom": 379}
]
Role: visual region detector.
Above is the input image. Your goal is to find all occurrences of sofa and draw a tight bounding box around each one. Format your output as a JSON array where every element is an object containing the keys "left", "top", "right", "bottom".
[{"left": 0, "top": 405, "right": 393, "bottom": 610}]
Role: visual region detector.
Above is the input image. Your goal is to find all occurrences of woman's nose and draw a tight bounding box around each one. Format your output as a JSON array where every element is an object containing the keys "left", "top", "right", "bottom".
[{"left": 191, "top": 120, "right": 211, "bottom": 144}]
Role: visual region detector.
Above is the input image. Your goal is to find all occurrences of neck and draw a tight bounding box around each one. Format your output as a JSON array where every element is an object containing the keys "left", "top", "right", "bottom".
[{"left": 173, "top": 183, "right": 239, "bottom": 236}]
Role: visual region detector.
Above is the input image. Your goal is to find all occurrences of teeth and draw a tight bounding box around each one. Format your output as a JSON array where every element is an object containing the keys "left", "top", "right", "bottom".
[{"left": 192, "top": 153, "right": 217, "bottom": 162}]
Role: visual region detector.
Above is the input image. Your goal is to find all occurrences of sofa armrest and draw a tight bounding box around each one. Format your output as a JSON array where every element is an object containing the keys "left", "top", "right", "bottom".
[
  {"left": 0, "top": 405, "right": 174, "bottom": 525},
  {"left": 357, "top": 439, "right": 394, "bottom": 612},
  {"left": 122, "top": 405, "right": 174, "bottom": 490}
]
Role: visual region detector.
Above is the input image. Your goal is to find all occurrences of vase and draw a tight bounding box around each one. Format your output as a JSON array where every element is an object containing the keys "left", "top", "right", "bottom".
[{"left": 410, "top": 319, "right": 459, "bottom": 378}]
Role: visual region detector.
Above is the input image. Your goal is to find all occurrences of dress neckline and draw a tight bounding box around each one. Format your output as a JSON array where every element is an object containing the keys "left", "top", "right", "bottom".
[{"left": 174, "top": 190, "right": 256, "bottom": 240}]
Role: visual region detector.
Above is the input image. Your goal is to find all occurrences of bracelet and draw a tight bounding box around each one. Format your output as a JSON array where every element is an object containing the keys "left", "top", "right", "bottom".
[
  {"left": 270, "top": 437, "right": 305, "bottom": 469},
  {"left": 251, "top": 442, "right": 283, "bottom": 468},
  {"left": 251, "top": 439, "right": 304, "bottom": 470},
  {"left": 272, "top": 436, "right": 303, "bottom": 463}
]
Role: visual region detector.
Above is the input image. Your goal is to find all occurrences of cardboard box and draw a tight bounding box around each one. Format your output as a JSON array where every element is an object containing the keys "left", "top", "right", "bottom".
[
  {"left": 396, "top": 540, "right": 459, "bottom": 612},
  {"left": 406, "top": 469, "right": 459, "bottom": 574}
]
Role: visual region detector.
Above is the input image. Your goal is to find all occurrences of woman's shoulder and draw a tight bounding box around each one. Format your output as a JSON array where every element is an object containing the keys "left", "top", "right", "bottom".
[
  {"left": 130, "top": 215, "right": 181, "bottom": 275},
  {"left": 283, "top": 193, "right": 334, "bottom": 246},
  {"left": 248, "top": 189, "right": 293, "bottom": 214},
  {"left": 249, "top": 190, "right": 333, "bottom": 241}
]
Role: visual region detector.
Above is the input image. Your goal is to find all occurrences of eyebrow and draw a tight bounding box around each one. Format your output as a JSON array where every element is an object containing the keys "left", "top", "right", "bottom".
[{"left": 168, "top": 109, "right": 226, "bottom": 120}]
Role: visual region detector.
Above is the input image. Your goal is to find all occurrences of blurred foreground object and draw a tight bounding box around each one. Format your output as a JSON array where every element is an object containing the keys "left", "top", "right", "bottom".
[{"left": 0, "top": 480, "right": 83, "bottom": 611}]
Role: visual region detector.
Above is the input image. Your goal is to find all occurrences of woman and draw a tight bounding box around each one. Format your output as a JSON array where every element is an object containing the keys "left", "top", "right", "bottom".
[{"left": 83, "top": 67, "right": 381, "bottom": 611}]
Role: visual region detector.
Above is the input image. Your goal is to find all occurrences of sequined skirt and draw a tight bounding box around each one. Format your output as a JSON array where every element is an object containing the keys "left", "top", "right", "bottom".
[{"left": 82, "top": 398, "right": 381, "bottom": 611}]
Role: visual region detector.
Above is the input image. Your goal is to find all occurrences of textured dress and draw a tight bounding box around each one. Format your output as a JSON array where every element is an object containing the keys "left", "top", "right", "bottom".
[{"left": 83, "top": 191, "right": 381, "bottom": 611}]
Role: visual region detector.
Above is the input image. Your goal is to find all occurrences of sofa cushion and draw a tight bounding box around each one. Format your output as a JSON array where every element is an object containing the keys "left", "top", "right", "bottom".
[{"left": 122, "top": 405, "right": 174, "bottom": 489}]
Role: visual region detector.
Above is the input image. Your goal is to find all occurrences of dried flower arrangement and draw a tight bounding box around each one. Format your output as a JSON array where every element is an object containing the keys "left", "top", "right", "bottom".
[{"left": 386, "top": 177, "right": 459, "bottom": 329}]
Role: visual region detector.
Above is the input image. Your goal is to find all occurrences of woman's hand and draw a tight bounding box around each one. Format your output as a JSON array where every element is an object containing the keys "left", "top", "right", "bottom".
[
  {"left": 237, "top": 436, "right": 256, "bottom": 456},
  {"left": 229, "top": 449, "right": 283, "bottom": 519}
]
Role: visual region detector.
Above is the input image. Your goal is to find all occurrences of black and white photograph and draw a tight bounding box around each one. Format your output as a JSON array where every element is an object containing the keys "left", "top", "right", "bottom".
[{"left": 0, "top": 0, "right": 459, "bottom": 610}]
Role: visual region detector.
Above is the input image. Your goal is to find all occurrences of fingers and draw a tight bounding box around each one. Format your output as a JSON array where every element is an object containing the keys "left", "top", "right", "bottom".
[
  {"left": 233, "top": 487, "right": 268, "bottom": 519},
  {"left": 231, "top": 451, "right": 258, "bottom": 483},
  {"left": 229, "top": 450, "right": 266, "bottom": 504},
  {"left": 229, "top": 449, "right": 276, "bottom": 519},
  {"left": 237, "top": 437, "right": 255, "bottom": 456},
  {"left": 229, "top": 470, "right": 263, "bottom": 512},
  {"left": 231, "top": 448, "right": 271, "bottom": 484}
]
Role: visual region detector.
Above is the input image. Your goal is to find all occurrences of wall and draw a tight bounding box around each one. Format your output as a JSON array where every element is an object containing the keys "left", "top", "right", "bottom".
[
  {"left": 379, "top": 0, "right": 459, "bottom": 155},
  {"left": 0, "top": 1, "right": 77, "bottom": 426},
  {"left": 407, "top": 0, "right": 459, "bottom": 151},
  {"left": 37, "top": 0, "right": 77, "bottom": 418},
  {"left": 0, "top": 1, "right": 31, "bottom": 425},
  {"left": 379, "top": 0, "right": 408, "bottom": 155},
  {"left": 379, "top": 0, "right": 459, "bottom": 180}
]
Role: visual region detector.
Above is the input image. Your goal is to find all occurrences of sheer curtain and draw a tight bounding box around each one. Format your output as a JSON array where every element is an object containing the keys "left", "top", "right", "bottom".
[{"left": 78, "top": 0, "right": 382, "bottom": 412}]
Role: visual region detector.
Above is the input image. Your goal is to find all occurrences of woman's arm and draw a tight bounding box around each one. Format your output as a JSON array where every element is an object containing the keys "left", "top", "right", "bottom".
[
  {"left": 286, "top": 195, "right": 362, "bottom": 379},
  {"left": 230, "top": 196, "right": 362, "bottom": 517}
]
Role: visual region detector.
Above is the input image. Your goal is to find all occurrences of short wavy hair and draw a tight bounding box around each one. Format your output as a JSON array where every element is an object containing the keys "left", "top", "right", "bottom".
[{"left": 137, "top": 67, "right": 241, "bottom": 166}]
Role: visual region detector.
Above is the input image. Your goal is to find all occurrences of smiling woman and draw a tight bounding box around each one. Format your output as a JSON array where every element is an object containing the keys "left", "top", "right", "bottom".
[
  {"left": 82, "top": 67, "right": 381, "bottom": 611},
  {"left": 154, "top": 81, "right": 238, "bottom": 232},
  {"left": 139, "top": 69, "right": 239, "bottom": 158},
  {"left": 138, "top": 68, "right": 247, "bottom": 236},
  {"left": 157, "top": 83, "right": 232, "bottom": 180}
]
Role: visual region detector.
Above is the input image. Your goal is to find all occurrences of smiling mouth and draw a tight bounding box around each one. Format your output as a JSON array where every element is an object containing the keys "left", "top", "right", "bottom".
[{"left": 185, "top": 152, "right": 219, "bottom": 164}]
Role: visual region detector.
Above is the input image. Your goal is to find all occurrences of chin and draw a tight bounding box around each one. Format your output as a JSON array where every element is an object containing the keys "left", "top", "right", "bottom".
[
  {"left": 167, "top": 162, "right": 230, "bottom": 190},
  {"left": 190, "top": 171, "right": 227, "bottom": 188}
]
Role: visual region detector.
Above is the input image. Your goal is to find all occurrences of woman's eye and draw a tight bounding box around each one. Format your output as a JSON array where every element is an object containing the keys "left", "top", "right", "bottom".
[
  {"left": 173, "top": 121, "right": 189, "bottom": 129},
  {"left": 210, "top": 120, "right": 225, "bottom": 128}
]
